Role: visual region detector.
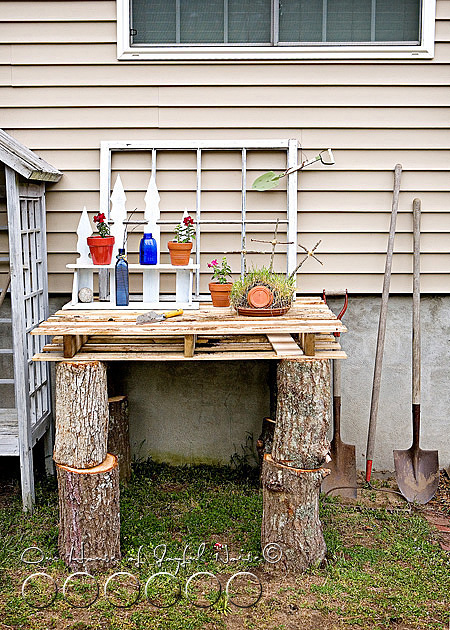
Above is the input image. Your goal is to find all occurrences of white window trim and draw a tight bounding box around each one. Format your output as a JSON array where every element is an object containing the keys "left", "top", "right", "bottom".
[{"left": 117, "top": 0, "right": 435, "bottom": 61}]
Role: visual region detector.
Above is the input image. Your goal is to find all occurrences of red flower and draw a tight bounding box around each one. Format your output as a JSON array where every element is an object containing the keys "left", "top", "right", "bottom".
[
  {"left": 183, "top": 216, "right": 194, "bottom": 226},
  {"left": 93, "top": 212, "right": 106, "bottom": 223}
]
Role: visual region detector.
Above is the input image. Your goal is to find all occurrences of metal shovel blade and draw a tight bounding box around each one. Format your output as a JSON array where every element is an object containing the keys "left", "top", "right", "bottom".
[
  {"left": 322, "top": 437, "right": 357, "bottom": 499},
  {"left": 393, "top": 447, "right": 439, "bottom": 504}
]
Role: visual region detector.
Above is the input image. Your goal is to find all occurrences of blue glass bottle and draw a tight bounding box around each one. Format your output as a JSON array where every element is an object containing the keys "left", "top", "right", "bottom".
[
  {"left": 139, "top": 233, "right": 158, "bottom": 265},
  {"left": 115, "top": 248, "right": 129, "bottom": 306}
]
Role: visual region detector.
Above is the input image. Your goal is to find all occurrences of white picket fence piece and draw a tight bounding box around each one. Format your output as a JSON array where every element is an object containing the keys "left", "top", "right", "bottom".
[
  {"left": 67, "top": 174, "right": 199, "bottom": 310},
  {"left": 144, "top": 174, "right": 161, "bottom": 264}
]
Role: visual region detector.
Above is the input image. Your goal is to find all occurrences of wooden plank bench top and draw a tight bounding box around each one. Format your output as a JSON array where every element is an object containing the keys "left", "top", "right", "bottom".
[{"left": 31, "top": 298, "right": 347, "bottom": 362}]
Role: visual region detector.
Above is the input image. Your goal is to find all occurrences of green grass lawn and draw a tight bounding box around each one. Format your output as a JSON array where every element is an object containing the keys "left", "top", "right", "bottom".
[{"left": 0, "top": 462, "right": 449, "bottom": 630}]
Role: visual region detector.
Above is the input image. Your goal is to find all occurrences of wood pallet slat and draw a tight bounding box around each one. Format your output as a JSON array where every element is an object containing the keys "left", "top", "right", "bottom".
[{"left": 32, "top": 299, "right": 347, "bottom": 362}]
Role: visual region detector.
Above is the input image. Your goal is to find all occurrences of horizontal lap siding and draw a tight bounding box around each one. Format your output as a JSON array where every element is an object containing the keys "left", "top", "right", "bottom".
[{"left": 1, "top": 0, "right": 449, "bottom": 294}]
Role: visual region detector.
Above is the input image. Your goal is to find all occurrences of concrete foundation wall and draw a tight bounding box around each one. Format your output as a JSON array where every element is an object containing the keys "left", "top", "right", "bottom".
[{"left": 48, "top": 295, "right": 450, "bottom": 472}]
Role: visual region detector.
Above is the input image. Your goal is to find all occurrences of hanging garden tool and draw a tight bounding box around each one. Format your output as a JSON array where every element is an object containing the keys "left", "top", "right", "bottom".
[
  {"left": 252, "top": 149, "right": 335, "bottom": 191},
  {"left": 393, "top": 199, "right": 439, "bottom": 504},
  {"left": 321, "top": 290, "right": 357, "bottom": 499},
  {"left": 365, "top": 164, "right": 402, "bottom": 483}
]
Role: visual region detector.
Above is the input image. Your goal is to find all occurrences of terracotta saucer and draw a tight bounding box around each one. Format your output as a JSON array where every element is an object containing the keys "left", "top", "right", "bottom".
[
  {"left": 237, "top": 306, "right": 290, "bottom": 317},
  {"left": 247, "top": 286, "right": 274, "bottom": 308}
]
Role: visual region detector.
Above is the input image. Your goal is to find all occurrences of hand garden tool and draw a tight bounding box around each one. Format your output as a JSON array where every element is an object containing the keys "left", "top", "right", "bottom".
[
  {"left": 136, "top": 309, "right": 183, "bottom": 324},
  {"left": 365, "top": 164, "right": 402, "bottom": 482},
  {"left": 321, "top": 290, "right": 357, "bottom": 498},
  {"left": 393, "top": 199, "right": 439, "bottom": 504}
]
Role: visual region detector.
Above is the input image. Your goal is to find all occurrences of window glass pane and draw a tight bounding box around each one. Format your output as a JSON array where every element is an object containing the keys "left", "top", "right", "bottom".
[
  {"left": 228, "top": 0, "right": 271, "bottom": 43},
  {"left": 180, "top": 0, "right": 224, "bottom": 43},
  {"left": 279, "top": 0, "right": 323, "bottom": 43},
  {"left": 375, "top": 0, "right": 421, "bottom": 42},
  {"left": 327, "top": 0, "right": 372, "bottom": 42},
  {"left": 132, "top": 0, "right": 177, "bottom": 44}
]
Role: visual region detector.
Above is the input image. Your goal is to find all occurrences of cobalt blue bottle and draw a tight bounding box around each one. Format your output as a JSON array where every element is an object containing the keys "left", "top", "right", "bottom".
[
  {"left": 139, "top": 233, "right": 157, "bottom": 265},
  {"left": 115, "top": 248, "right": 129, "bottom": 306}
]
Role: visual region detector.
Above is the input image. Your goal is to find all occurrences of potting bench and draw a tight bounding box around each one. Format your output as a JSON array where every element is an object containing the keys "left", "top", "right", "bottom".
[{"left": 31, "top": 297, "right": 347, "bottom": 573}]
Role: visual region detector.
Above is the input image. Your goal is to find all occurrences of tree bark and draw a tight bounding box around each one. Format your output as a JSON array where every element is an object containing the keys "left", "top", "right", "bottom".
[
  {"left": 56, "top": 453, "right": 121, "bottom": 572},
  {"left": 256, "top": 417, "right": 276, "bottom": 466},
  {"left": 272, "top": 359, "right": 331, "bottom": 469},
  {"left": 53, "top": 361, "right": 109, "bottom": 468},
  {"left": 261, "top": 454, "right": 330, "bottom": 573},
  {"left": 108, "top": 395, "right": 131, "bottom": 483}
]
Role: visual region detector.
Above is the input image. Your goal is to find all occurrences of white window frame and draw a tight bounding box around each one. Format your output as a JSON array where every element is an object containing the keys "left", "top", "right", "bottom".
[{"left": 117, "top": 0, "right": 436, "bottom": 61}]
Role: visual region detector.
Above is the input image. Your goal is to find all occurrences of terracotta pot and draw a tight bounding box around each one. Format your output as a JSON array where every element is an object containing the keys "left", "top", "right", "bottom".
[
  {"left": 168, "top": 241, "right": 193, "bottom": 266},
  {"left": 209, "top": 282, "right": 233, "bottom": 307},
  {"left": 87, "top": 235, "right": 115, "bottom": 265}
]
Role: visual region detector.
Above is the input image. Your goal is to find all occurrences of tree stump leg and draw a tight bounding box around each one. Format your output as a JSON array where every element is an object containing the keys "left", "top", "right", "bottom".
[
  {"left": 262, "top": 454, "right": 330, "bottom": 572},
  {"left": 108, "top": 395, "right": 131, "bottom": 483},
  {"left": 262, "top": 359, "right": 332, "bottom": 572},
  {"left": 53, "top": 361, "right": 109, "bottom": 468},
  {"left": 56, "top": 453, "right": 121, "bottom": 572},
  {"left": 272, "top": 359, "right": 331, "bottom": 469}
]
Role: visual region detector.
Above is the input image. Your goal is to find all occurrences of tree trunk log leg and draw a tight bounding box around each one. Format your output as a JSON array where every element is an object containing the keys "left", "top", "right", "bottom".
[
  {"left": 108, "top": 395, "right": 131, "bottom": 483},
  {"left": 272, "top": 359, "right": 331, "bottom": 470},
  {"left": 261, "top": 454, "right": 330, "bottom": 573},
  {"left": 53, "top": 361, "right": 109, "bottom": 469},
  {"left": 56, "top": 453, "right": 121, "bottom": 572}
]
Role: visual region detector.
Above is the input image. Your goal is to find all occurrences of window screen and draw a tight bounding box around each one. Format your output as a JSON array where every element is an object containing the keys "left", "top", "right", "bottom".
[{"left": 131, "top": 0, "right": 421, "bottom": 46}]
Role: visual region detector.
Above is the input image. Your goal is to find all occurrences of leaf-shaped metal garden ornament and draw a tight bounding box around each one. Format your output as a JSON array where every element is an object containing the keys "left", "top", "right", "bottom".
[{"left": 252, "top": 171, "right": 285, "bottom": 191}]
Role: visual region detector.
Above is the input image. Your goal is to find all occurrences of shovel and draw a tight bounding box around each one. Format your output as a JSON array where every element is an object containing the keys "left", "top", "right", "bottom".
[
  {"left": 321, "top": 290, "right": 357, "bottom": 498},
  {"left": 136, "top": 309, "right": 183, "bottom": 324},
  {"left": 393, "top": 199, "right": 439, "bottom": 504}
]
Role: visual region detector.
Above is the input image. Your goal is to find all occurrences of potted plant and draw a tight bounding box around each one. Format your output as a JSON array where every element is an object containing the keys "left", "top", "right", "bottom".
[
  {"left": 87, "top": 212, "right": 115, "bottom": 265},
  {"left": 229, "top": 267, "right": 296, "bottom": 316},
  {"left": 208, "top": 257, "right": 233, "bottom": 307},
  {"left": 168, "top": 215, "right": 195, "bottom": 266}
]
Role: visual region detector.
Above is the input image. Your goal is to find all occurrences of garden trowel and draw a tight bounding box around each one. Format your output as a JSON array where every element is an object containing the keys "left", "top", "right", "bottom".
[{"left": 136, "top": 309, "right": 183, "bottom": 324}]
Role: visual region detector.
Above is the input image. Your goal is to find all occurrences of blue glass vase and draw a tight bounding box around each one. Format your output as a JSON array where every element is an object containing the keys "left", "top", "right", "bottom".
[
  {"left": 139, "top": 233, "right": 158, "bottom": 265},
  {"left": 115, "top": 248, "right": 129, "bottom": 306}
]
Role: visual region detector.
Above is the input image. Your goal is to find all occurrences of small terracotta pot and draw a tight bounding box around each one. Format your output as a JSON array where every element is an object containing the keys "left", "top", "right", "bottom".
[
  {"left": 87, "top": 235, "right": 115, "bottom": 265},
  {"left": 209, "top": 282, "right": 233, "bottom": 307},
  {"left": 247, "top": 285, "right": 274, "bottom": 308},
  {"left": 168, "top": 241, "right": 193, "bottom": 266}
]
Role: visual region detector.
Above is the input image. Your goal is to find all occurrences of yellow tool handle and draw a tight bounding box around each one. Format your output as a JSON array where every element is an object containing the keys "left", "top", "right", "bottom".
[{"left": 163, "top": 309, "right": 183, "bottom": 319}]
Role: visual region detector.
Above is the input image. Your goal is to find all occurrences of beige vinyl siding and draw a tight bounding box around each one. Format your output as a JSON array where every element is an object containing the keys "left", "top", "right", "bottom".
[{"left": 1, "top": 0, "right": 449, "bottom": 295}]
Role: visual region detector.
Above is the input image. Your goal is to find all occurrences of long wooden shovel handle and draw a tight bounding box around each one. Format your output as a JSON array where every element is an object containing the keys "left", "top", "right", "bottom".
[
  {"left": 412, "top": 198, "right": 421, "bottom": 406},
  {"left": 412, "top": 199, "right": 421, "bottom": 448},
  {"left": 365, "top": 164, "right": 402, "bottom": 481}
]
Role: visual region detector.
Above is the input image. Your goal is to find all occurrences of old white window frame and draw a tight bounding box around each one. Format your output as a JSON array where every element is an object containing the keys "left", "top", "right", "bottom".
[
  {"left": 117, "top": 0, "right": 436, "bottom": 61},
  {"left": 99, "top": 139, "right": 299, "bottom": 300}
]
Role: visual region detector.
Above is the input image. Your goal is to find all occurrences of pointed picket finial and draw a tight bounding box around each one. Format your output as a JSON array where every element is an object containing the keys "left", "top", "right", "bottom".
[
  {"left": 76, "top": 207, "right": 92, "bottom": 265},
  {"left": 110, "top": 174, "right": 127, "bottom": 257},
  {"left": 144, "top": 174, "right": 161, "bottom": 263}
]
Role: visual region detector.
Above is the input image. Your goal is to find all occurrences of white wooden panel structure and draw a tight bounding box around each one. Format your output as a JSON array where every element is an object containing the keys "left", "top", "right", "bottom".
[{"left": 0, "top": 129, "right": 61, "bottom": 511}]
